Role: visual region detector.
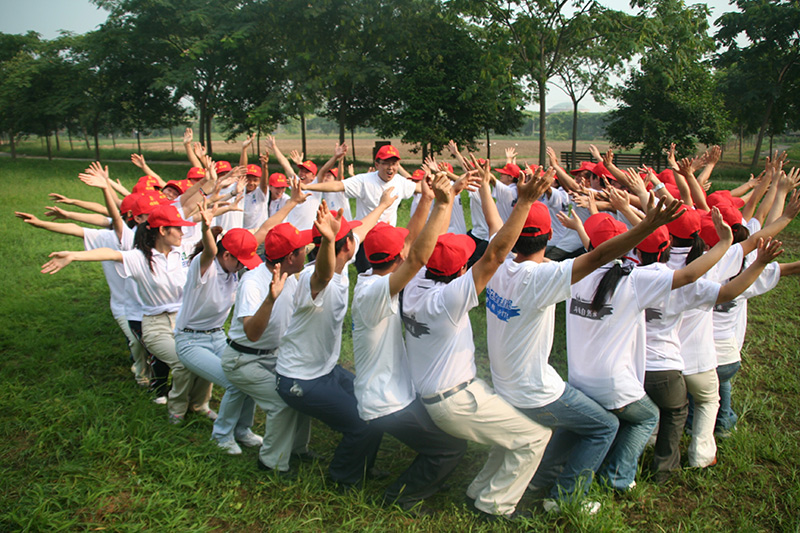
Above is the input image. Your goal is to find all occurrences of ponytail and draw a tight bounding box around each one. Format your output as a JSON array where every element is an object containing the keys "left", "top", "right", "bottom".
[
  {"left": 591, "top": 260, "right": 633, "bottom": 312},
  {"left": 672, "top": 233, "right": 705, "bottom": 265},
  {"left": 134, "top": 222, "right": 158, "bottom": 272}
]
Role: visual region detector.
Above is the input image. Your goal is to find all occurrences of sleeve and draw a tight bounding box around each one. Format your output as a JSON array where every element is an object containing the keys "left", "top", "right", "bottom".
[
  {"left": 357, "top": 277, "right": 398, "bottom": 328},
  {"left": 120, "top": 225, "right": 135, "bottom": 251},
  {"left": 400, "top": 177, "right": 417, "bottom": 200},
  {"left": 527, "top": 259, "right": 574, "bottom": 310},
  {"left": 342, "top": 174, "right": 365, "bottom": 199},
  {"left": 192, "top": 254, "right": 214, "bottom": 289},
  {"left": 235, "top": 275, "right": 267, "bottom": 319},
  {"left": 668, "top": 277, "right": 721, "bottom": 314},
  {"left": 711, "top": 244, "right": 745, "bottom": 282},
  {"left": 633, "top": 267, "right": 674, "bottom": 311},
  {"left": 83, "top": 228, "right": 103, "bottom": 251},
  {"left": 442, "top": 269, "right": 479, "bottom": 323},
  {"left": 740, "top": 261, "right": 780, "bottom": 299},
  {"left": 493, "top": 181, "right": 516, "bottom": 205},
  {"left": 118, "top": 249, "right": 145, "bottom": 281}
]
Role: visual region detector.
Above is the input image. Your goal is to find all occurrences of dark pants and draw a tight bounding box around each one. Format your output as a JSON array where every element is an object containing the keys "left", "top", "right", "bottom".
[
  {"left": 277, "top": 365, "right": 383, "bottom": 486},
  {"left": 129, "top": 319, "right": 168, "bottom": 398},
  {"left": 644, "top": 370, "right": 688, "bottom": 472},
  {"left": 370, "top": 398, "right": 467, "bottom": 507},
  {"left": 466, "top": 231, "right": 488, "bottom": 268}
]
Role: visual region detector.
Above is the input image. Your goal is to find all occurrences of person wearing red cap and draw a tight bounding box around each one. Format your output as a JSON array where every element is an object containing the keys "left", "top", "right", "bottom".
[
  {"left": 275, "top": 197, "right": 392, "bottom": 489},
  {"left": 221, "top": 220, "right": 315, "bottom": 472},
  {"left": 42, "top": 203, "right": 216, "bottom": 424},
  {"left": 352, "top": 174, "right": 467, "bottom": 511},
  {"left": 263, "top": 135, "right": 322, "bottom": 232},
  {"left": 174, "top": 203, "right": 266, "bottom": 453},
  {"left": 314, "top": 142, "right": 352, "bottom": 221},
  {"left": 486, "top": 194, "right": 686, "bottom": 513},
  {"left": 401, "top": 167, "right": 555, "bottom": 520}
]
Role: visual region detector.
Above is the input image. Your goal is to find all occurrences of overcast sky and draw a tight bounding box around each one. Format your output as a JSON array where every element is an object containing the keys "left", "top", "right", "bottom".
[{"left": 0, "top": 0, "right": 739, "bottom": 112}]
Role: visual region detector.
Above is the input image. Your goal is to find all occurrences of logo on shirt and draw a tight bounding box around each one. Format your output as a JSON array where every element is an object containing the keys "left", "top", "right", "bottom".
[
  {"left": 486, "top": 288, "right": 520, "bottom": 322},
  {"left": 645, "top": 308, "right": 663, "bottom": 322},
  {"left": 181, "top": 251, "right": 191, "bottom": 268},
  {"left": 402, "top": 313, "right": 430, "bottom": 338},
  {"left": 569, "top": 298, "right": 613, "bottom": 320},
  {"left": 714, "top": 301, "right": 737, "bottom": 313}
]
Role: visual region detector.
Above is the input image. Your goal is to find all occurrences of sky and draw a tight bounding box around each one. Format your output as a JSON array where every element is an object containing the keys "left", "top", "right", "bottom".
[{"left": 0, "top": 0, "right": 739, "bottom": 113}]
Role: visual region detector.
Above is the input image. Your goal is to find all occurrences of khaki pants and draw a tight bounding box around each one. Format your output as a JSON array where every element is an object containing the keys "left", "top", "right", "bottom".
[
  {"left": 142, "top": 312, "right": 212, "bottom": 418},
  {"left": 424, "top": 379, "right": 552, "bottom": 516},
  {"left": 114, "top": 315, "right": 150, "bottom": 385},
  {"left": 684, "top": 369, "right": 719, "bottom": 467}
]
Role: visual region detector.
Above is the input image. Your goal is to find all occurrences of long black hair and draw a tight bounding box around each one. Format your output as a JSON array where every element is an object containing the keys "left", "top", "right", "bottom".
[
  {"left": 671, "top": 233, "right": 705, "bottom": 265},
  {"left": 134, "top": 222, "right": 159, "bottom": 272},
  {"left": 591, "top": 257, "right": 633, "bottom": 312}
]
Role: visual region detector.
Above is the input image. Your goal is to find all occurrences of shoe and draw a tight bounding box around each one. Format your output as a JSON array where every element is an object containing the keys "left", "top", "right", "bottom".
[
  {"left": 235, "top": 430, "right": 263, "bottom": 448},
  {"left": 168, "top": 414, "right": 184, "bottom": 425},
  {"left": 194, "top": 408, "right": 218, "bottom": 421},
  {"left": 368, "top": 467, "right": 391, "bottom": 480},
  {"left": 291, "top": 449, "right": 324, "bottom": 463},
  {"left": 217, "top": 439, "right": 242, "bottom": 455},
  {"left": 152, "top": 396, "right": 167, "bottom": 405},
  {"left": 715, "top": 427, "right": 734, "bottom": 439},
  {"left": 256, "top": 458, "right": 296, "bottom": 479},
  {"left": 467, "top": 498, "right": 531, "bottom": 522},
  {"left": 136, "top": 377, "right": 150, "bottom": 387},
  {"left": 543, "top": 499, "right": 600, "bottom": 515}
]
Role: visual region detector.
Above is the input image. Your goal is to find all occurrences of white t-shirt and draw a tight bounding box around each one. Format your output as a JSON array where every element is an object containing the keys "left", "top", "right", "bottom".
[
  {"left": 447, "top": 193, "right": 468, "bottom": 235},
  {"left": 174, "top": 255, "right": 238, "bottom": 331},
  {"left": 542, "top": 187, "right": 579, "bottom": 252},
  {"left": 402, "top": 269, "right": 479, "bottom": 397},
  {"left": 468, "top": 190, "right": 489, "bottom": 240},
  {"left": 713, "top": 261, "right": 779, "bottom": 350},
  {"left": 227, "top": 263, "right": 299, "bottom": 355},
  {"left": 286, "top": 183, "right": 322, "bottom": 232},
  {"left": 352, "top": 273, "right": 415, "bottom": 420},
  {"left": 243, "top": 187, "right": 269, "bottom": 230},
  {"left": 214, "top": 184, "right": 244, "bottom": 231},
  {"left": 343, "top": 171, "right": 417, "bottom": 225},
  {"left": 268, "top": 194, "right": 289, "bottom": 218},
  {"left": 117, "top": 247, "right": 191, "bottom": 316},
  {"left": 493, "top": 181, "right": 517, "bottom": 222},
  {"left": 324, "top": 190, "right": 352, "bottom": 220},
  {"left": 119, "top": 224, "right": 145, "bottom": 321},
  {"left": 486, "top": 258, "right": 573, "bottom": 408},
  {"left": 644, "top": 263, "right": 720, "bottom": 372},
  {"left": 566, "top": 263, "right": 673, "bottom": 409},
  {"left": 83, "top": 228, "right": 127, "bottom": 319}
]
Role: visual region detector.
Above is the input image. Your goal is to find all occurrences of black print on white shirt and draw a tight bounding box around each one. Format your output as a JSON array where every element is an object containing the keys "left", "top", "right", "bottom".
[
  {"left": 402, "top": 313, "right": 430, "bottom": 338},
  {"left": 645, "top": 308, "right": 663, "bottom": 322},
  {"left": 569, "top": 298, "right": 613, "bottom": 320},
  {"left": 714, "top": 301, "right": 737, "bottom": 313}
]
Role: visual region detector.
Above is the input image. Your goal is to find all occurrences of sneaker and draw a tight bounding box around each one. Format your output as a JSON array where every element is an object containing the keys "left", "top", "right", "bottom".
[
  {"left": 291, "top": 449, "right": 324, "bottom": 463},
  {"left": 194, "top": 408, "right": 218, "bottom": 421},
  {"left": 168, "top": 414, "right": 184, "bottom": 425},
  {"left": 235, "top": 430, "right": 263, "bottom": 448},
  {"left": 152, "top": 396, "right": 168, "bottom": 405},
  {"left": 217, "top": 439, "right": 242, "bottom": 455},
  {"left": 543, "top": 499, "right": 601, "bottom": 515}
]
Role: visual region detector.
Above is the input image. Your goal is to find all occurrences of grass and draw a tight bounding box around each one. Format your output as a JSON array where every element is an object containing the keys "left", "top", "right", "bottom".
[{"left": 3, "top": 157, "right": 800, "bottom": 531}]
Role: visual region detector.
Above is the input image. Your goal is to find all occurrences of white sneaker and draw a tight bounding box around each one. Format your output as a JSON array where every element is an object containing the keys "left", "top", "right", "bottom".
[
  {"left": 236, "top": 430, "right": 264, "bottom": 448},
  {"left": 217, "top": 439, "right": 242, "bottom": 455},
  {"left": 543, "top": 499, "right": 601, "bottom": 515},
  {"left": 153, "top": 396, "right": 168, "bottom": 405},
  {"left": 194, "top": 408, "right": 218, "bottom": 421}
]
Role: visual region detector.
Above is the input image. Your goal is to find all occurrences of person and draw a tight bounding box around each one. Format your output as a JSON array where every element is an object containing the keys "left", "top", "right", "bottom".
[
  {"left": 352, "top": 172, "right": 467, "bottom": 511},
  {"left": 401, "top": 163, "right": 555, "bottom": 520},
  {"left": 41, "top": 203, "right": 214, "bottom": 424},
  {"left": 275, "top": 194, "right": 394, "bottom": 489},
  {"left": 486, "top": 192, "right": 684, "bottom": 513},
  {"left": 264, "top": 135, "right": 322, "bottom": 231}
]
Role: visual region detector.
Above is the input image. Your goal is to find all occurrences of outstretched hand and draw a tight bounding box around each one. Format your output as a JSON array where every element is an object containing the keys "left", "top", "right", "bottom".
[
  {"left": 755, "top": 237, "right": 783, "bottom": 265},
  {"left": 268, "top": 263, "right": 289, "bottom": 302},
  {"left": 517, "top": 166, "right": 555, "bottom": 203},
  {"left": 41, "top": 251, "right": 74, "bottom": 275},
  {"left": 313, "top": 200, "right": 342, "bottom": 243}
]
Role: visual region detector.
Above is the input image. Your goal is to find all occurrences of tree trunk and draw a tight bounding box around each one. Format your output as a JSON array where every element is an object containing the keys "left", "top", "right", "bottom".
[
  {"left": 257, "top": 128, "right": 261, "bottom": 155},
  {"left": 198, "top": 104, "right": 206, "bottom": 147},
  {"left": 45, "top": 132, "right": 52, "bottom": 160},
  {"left": 93, "top": 120, "right": 100, "bottom": 161},
  {"left": 68, "top": 128, "right": 74, "bottom": 150},
  {"left": 111, "top": 131, "right": 116, "bottom": 149},
  {"left": 206, "top": 113, "right": 213, "bottom": 155},
  {"left": 769, "top": 134, "right": 773, "bottom": 155},
  {"left": 83, "top": 127, "right": 91, "bottom": 150},
  {"left": 738, "top": 125, "right": 742, "bottom": 163},
  {"left": 422, "top": 143, "right": 429, "bottom": 162},
  {"left": 54, "top": 129, "right": 60, "bottom": 152},
  {"left": 571, "top": 100, "right": 579, "bottom": 168},
  {"left": 10, "top": 130, "right": 16, "bottom": 160},
  {"left": 350, "top": 127, "right": 356, "bottom": 163},
  {"left": 300, "top": 109, "right": 307, "bottom": 158},
  {"left": 538, "top": 79, "right": 547, "bottom": 166},
  {"left": 750, "top": 98, "right": 774, "bottom": 170},
  {"left": 136, "top": 129, "right": 142, "bottom": 154},
  {"left": 486, "top": 129, "right": 491, "bottom": 159},
  {"left": 339, "top": 104, "right": 346, "bottom": 145},
  {"left": 169, "top": 128, "right": 174, "bottom": 153}
]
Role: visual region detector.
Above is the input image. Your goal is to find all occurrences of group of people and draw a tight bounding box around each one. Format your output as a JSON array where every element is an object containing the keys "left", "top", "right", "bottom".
[{"left": 19, "top": 129, "right": 800, "bottom": 520}]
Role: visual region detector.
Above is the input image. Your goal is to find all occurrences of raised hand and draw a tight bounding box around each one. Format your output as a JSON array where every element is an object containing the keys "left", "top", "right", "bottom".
[
  {"left": 183, "top": 128, "right": 193, "bottom": 145},
  {"left": 431, "top": 172, "right": 453, "bottom": 204},
  {"left": 517, "top": 166, "right": 555, "bottom": 203},
  {"left": 263, "top": 135, "right": 276, "bottom": 152},
  {"left": 710, "top": 206, "right": 733, "bottom": 244},
  {"left": 607, "top": 187, "right": 630, "bottom": 212},
  {"left": 588, "top": 144, "right": 602, "bottom": 162},
  {"left": 755, "top": 237, "right": 783, "bottom": 265},
  {"left": 546, "top": 146, "right": 560, "bottom": 168},
  {"left": 44, "top": 205, "right": 67, "bottom": 220},
  {"left": 41, "top": 251, "right": 74, "bottom": 275},
  {"left": 268, "top": 263, "right": 289, "bottom": 302},
  {"left": 556, "top": 210, "right": 582, "bottom": 232},
  {"left": 334, "top": 143, "right": 347, "bottom": 160},
  {"left": 447, "top": 140, "right": 459, "bottom": 155},
  {"left": 313, "top": 200, "right": 342, "bottom": 243},
  {"left": 242, "top": 133, "right": 256, "bottom": 149},
  {"left": 15, "top": 211, "right": 45, "bottom": 227},
  {"left": 48, "top": 193, "right": 73, "bottom": 205},
  {"left": 667, "top": 143, "right": 679, "bottom": 170},
  {"left": 289, "top": 150, "right": 304, "bottom": 166},
  {"left": 347, "top": 163, "right": 355, "bottom": 177},
  {"left": 259, "top": 153, "right": 269, "bottom": 166},
  {"left": 289, "top": 177, "right": 310, "bottom": 204},
  {"left": 130, "top": 153, "right": 146, "bottom": 170},
  {"left": 193, "top": 142, "right": 207, "bottom": 161},
  {"left": 504, "top": 146, "right": 518, "bottom": 163}
]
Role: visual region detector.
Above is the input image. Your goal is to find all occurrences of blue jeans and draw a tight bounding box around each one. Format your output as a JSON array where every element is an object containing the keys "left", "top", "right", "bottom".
[
  {"left": 716, "top": 361, "right": 741, "bottom": 431},
  {"left": 521, "top": 384, "right": 619, "bottom": 501},
  {"left": 175, "top": 330, "right": 256, "bottom": 442},
  {"left": 600, "top": 395, "right": 660, "bottom": 490}
]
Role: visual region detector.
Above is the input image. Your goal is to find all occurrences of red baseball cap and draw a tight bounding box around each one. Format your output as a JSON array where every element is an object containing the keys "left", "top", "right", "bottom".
[
  {"left": 442, "top": 162, "right": 454, "bottom": 173},
  {"left": 521, "top": 201, "right": 551, "bottom": 237},
  {"left": 132, "top": 191, "right": 169, "bottom": 217},
  {"left": 120, "top": 193, "right": 142, "bottom": 216},
  {"left": 163, "top": 180, "right": 189, "bottom": 195},
  {"left": 569, "top": 161, "right": 596, "bottom": 176},
  {"left": 657, "top": 169, "right": 676, "bottom": 185},
  {"left": 263, "top": 223, "right": 313, "bottom": 262},
  {"left": 426, "top": 233, "right": 476, "bottom": 276},
  {"left": 699, "top": 212, "right": 719, "bottom": 247},
  {"left": 298, "top": 161, "right": 318, "bottom": 175},
  {"left": 187, "top": 167, "right": 205, "bottom": 180},
  {"left": 311, "top": 217, "right": 362, "bottom": 243},
  {"left": 375, "top": 144, "right": 401, "bottom": 161},
  {"left": 329, "top": 168, "right": 339, "bottom": 178},
  {"left": 246, "top": 164, "right": 262, "bottom": 178},
  {"left": 215, "top": 161, "right": 232, "bottom": 174},
  {"left": 495, "top": 163, "right": 521, "bottom": 179},
  {"left": 664, "top": 182, "right": 681, "bottom": 200},
  {"left": 410, "top": 169, "right": 426, "bottom": 181},
  {"left": 666, "top": 205, "right": 700, "bottom": 239},
  {"left": 146, "top": 204, "right": 196, "bottom": 228},
  {"left": 707, "top": 190, "right": 745, "bottom": 209},
  {"left": 364, "top": 222, "right": 408, "bottom": 264},
  {"left": 637, "top": 226, "right": 670, "bottom": 254},
  {"left": 593, "top": 162, "right": 613, "bottom": 180},
  {"left": 269, "top": 173, "right": 288, "bottom": 187},
  {"left": 221, "top": 228, "right": 262, "bottom": 270},
  {"left": 132, "top": 175, "right": 160, "bottom": 194},
  {"left": 716, "top": 202, "right": 743, "bottom": 227},
  {"left": 584, "top": 213, "right": 627, "bottom": 248}
]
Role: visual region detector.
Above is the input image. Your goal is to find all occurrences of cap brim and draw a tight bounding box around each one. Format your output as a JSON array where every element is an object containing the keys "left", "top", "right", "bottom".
[{"left": 238, "top": 254, "right": 263, "bottom": 270}]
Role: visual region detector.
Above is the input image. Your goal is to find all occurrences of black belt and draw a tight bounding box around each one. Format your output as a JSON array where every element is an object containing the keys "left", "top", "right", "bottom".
[
  {"left": 181, "top": 327, "right": 223, "bottom": 334},
  {"left": 421, "top": 379, "right": 475, "bottom": 405},
  {"left": 226, "top": 337, "right": 274, "bottom": 356}
]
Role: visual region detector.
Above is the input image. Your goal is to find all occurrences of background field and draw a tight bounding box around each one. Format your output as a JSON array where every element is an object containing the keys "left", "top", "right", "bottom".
[{"left": 2, "top": 154, "right": 800, "bottom": 531}]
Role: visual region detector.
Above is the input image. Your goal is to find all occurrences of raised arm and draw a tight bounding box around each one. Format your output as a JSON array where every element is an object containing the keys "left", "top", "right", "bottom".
[
  {"left": 742, "top": 170, "right": 770, "bottom": 222},
  {"left": 716, "top": 237, "right": 783, "bottom": 303},
  {"left": 316, "top": 143, "right": 347, "bottom": 180},
  {"left": 352, "top": 187, "right": 398, "bottom": 242},
  {"left": 478, "top": 159, "right": 503, "bottom": 236},
  {"left": 239, "top": 133, "right": 255, "bottom": 167},
  {"left": 242, "top": 264, "right": 288, "bottom": 342},
  {"left": 78, "top": 162, "right": 125, "bottom": 241},
  {"left": 263, "top": 135, "right": 297, "bottom": 178},
  {"left": 310, "top": 201, "right": 341, "bottom": 298},
  {"left": 556, "top": 210, "right": 590, "bottom": 249},
  {"left": 252, "top": 178, "right": 310, "bottom": 244},
  {"left": 764, "top": 167, "right": 799, "bottom": 226},
  {"left": 197, "top": 201, "right": 218, "bottom": 277},
  {"left": 695, "top": 145, "right": 722, "bottom": 188},
  {"left": 183, "top": 128, "right": 203, "bottom": 168},
  {"left": 547, "top": 146, "right": 582, "bottom": 192},
  {"left": 741, "top": 190, "right": 800, "bottom": 255},
  {"left": 44, "top": 205, "right": 110, "bottom": 228},
  {"left": 16, "top": 212, "right": 85, "bottom": 238},
  {"left": 41, "top": 247, "right": 123, "bottom": 274},
  {"left": 48, "top": 193, "right": 109, "bottom": 216},
  {"left": 131, "top": 154, "right": 165, "bottom": 188}
]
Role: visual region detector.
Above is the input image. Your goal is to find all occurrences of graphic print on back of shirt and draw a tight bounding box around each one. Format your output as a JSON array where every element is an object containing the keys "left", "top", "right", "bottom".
[
  {"left": 569, "top": 298, "right": 613, "bottom": 320},
  {"left": 486, "top": 288, "right": 521, "bottom": 322}
]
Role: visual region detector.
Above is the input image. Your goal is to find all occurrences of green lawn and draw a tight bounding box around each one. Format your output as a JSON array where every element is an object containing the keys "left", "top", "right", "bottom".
[{"left": 2, "top": 157, "right": 800, "bottom": 531}]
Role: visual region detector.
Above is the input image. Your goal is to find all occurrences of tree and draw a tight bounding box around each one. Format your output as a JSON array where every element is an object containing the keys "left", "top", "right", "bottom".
[
  {"left": 0, "top": 32, "right": 42, "bottom": 159},
  {"left": 716, "top": 0, "right": 800, "bottom": 169},
  {"left": 604, "top": 0, "right": 730, "bottom": 160}
]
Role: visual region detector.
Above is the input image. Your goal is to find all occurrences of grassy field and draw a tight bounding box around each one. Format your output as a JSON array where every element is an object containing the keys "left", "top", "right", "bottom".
[{"left": 2, "top": 157, "right": 800, "bottom": 531}]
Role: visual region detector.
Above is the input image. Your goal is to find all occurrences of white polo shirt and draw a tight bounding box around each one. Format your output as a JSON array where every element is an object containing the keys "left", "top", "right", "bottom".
[
  {"left": 468, "top": 190, "right": 489, "bottom": 240},
  {"left": 493, "top": 181, "right": 517, "bottom": 222},
  {"left": 343, "top": 171, "right": 417, "bottom": 225},
  {"left": 117, "top": 246, "right": 191, "bottom": 316},
  {"left": 402, "top": 269, "right": 479, "bottom": 397},
  {"left": 243, "top": 187, "right": 269, "bottom": 230},
  {"left": 174, "top": 255, "right": 238, "bottom": 331},
  {"left": 566, "top": 263, "right": 673, "bottom": 410},
  {"left": 119, "top": 224, "right": 145, "bottom": 321},
  {"left": 215, "top": 184, "right": 244, "bottom": 231},
  {"left": 286, "top": 185, "right": 322, "bottom": 231},
  {"left": 486, "top": 258, "right": 574, "bottom": 408},
  {"left": 352, "top": 273, "right": 415, "bottom": 420},
  {"left": 83, "top": 228, "right": 127, "bottom": 319}
]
